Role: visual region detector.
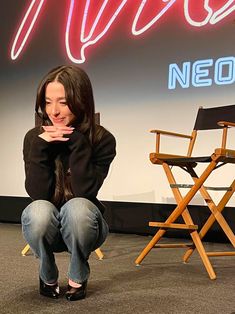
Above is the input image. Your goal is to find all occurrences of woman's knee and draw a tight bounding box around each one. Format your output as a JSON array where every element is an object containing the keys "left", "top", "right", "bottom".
[
  {"left": 60, "top": 198, "right": 99, "bottom": 232},
  {"left": 61, "top": 198, "right": 97, "bottom": 219},
  {"left": 21, "top": 200, "right": 57, "bottom": 234}
]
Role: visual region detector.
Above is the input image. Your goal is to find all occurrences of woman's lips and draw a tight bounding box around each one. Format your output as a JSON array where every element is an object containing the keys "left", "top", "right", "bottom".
[{"left": 51, "top": 117, "right": 65, "bottom": 123}]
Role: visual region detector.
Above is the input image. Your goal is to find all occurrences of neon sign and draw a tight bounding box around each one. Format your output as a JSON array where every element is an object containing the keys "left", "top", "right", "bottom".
[
  {"left": 65, "top": 0, "right": 128, "bottom": 63},
  {"left": 168, "top": 57, "right": 235, "bottom": 89},
  {"left": 10, "top": 0, "right": 235, "bottom": 63},
  {"left": 184, "top": 0, "right": 235, "bottom": 27}
]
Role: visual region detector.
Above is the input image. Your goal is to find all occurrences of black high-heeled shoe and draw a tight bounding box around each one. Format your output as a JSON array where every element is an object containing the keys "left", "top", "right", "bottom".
[
  {"left": 65, "top": 281, "right": 87, "bottom": 301},
  {"left": 39, "top": 277, "right": 60, "bottom": 299}
]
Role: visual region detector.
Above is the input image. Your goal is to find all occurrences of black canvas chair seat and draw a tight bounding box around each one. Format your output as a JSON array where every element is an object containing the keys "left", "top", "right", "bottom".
[{"left": 158, "top": 155, "right": 211, "bottom": 166}]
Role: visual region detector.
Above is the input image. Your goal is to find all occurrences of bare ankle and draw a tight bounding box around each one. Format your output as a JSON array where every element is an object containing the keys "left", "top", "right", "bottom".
[{"left": 68, "top": 279, "right": 82, "bottom": 288}]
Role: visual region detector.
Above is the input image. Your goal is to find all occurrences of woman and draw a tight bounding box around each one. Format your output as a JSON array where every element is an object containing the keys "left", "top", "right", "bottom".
[{"left": 21, "top": 65, "right": 116, "bottom": 301}]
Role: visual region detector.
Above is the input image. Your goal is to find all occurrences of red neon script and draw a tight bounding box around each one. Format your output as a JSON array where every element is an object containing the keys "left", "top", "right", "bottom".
[{"left": 10, "top": 0, "right": 235, "bottom": 63}]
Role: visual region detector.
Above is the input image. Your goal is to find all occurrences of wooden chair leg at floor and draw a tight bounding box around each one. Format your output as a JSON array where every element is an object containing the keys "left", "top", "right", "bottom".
[
  {"left": 94, "top": 247, "right": 104, "bottom": 260},
  {"left": 21, "top": 244, "right": 30, "bottom": 256},
  {"left": 183, "top": 179, "right": 235, "bottom": 262},
  {"left": 163, "top": 163, "right": 217, "bottom": 279},
  {"left": 21, "top": 244, "right": 104, "bottom": 260}
]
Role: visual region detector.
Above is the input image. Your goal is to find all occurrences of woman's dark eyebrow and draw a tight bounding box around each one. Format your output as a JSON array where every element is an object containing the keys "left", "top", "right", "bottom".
[{"left": 45, "top": 97, "right": 66, "bottom": 100}]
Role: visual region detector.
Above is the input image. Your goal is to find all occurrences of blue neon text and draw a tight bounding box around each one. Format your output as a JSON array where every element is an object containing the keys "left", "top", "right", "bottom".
[{"left": 168, "top": 56, "right": 235, "bottom": 89}]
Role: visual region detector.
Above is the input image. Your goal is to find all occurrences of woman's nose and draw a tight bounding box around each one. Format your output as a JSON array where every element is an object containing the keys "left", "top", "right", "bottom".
[{"left": 51, "top": 103, "right": 60, "bottom": 115}]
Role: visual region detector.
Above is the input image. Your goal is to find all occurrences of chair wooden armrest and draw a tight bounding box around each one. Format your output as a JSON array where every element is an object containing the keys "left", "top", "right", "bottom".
[
  {"left": 150, "top": 129, "right": 192, "bottom": 139},
  {"left": 214, "top": 148, "right": 235, "bottom": 159},
  {"left": 217, "top": 121, "right": 235, "bottom": 149},
  {"left": 150, "top": 129, "right": 193, "bottom": 155},
  {"left": 217, "top": 121, "right": 235, "bottom": 128}
]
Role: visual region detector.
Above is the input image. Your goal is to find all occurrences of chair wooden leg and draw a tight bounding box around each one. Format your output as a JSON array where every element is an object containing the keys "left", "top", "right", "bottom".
[
  {"left": 21, "top": 244, "right": 30, "bottom": 256},
  {"left": 194, "top": 174, "right": 235, "bottom": 246},
  {"left": 95, "top": 248, "right": 104, "bottom": 260},
  {"left": 189, "top": 230, "right": 216, "bottom": 279},
  {"left": 135, "top": 228, "right": 166, "bottom": 265},
  {"left": 183, "top": 179, "right": 235, "bottom": 263},
  {"left": 164, "top": 163, "right": 216, "bottom": 279},
  {"left": 21, "top": 244, "right": 104, "bottom": 260}
]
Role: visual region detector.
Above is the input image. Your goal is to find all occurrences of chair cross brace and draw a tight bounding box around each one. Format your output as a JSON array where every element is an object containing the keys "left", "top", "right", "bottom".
[{"left": 170, "top": 184, "right": 231, "bottom": 191}]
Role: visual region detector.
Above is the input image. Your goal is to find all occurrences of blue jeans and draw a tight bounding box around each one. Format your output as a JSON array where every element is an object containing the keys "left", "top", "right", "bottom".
[{"left": 21, "top": 197, "right": 109, "bottom": 284}]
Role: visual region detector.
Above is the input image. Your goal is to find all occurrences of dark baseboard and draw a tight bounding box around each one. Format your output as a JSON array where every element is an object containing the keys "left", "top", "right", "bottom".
[
  {"left": 102, "top": 200, "right": 235, "bottom": 243},
  {"left": 1, "top": 196, "right": 235, "bottom": 242},
  {"left": 0, "top": 196, "right": 31, "bottom": 223}
]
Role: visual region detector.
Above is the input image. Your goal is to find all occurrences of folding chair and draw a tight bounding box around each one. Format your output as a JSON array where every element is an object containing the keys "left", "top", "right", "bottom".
[
  {"left": 22, "top": 244, "right": 104, "bottom": 260},
  {"left": 135, "top": 104, "right": 235, "bottom": 279}
]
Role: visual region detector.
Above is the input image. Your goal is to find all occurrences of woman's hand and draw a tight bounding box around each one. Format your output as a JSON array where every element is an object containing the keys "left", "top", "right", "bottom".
[{"left": 38, "top": 126, "right": 74, "bottom": 142}]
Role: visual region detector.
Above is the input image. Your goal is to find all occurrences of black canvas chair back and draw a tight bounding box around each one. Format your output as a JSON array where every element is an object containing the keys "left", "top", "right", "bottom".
[{"left": 194, "top": 104, "right": 235, "bottom": 130}]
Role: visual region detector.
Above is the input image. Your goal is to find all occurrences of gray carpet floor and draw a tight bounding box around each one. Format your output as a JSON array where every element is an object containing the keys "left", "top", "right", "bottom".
[{"left": 0, "top": 223, "right": 235, "bottom": 314}]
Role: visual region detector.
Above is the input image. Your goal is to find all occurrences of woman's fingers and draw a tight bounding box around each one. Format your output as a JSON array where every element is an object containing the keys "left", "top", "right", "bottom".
[
  {"left": 50, "top": 137, "right": 69, "bottom": 142},
  {"left": 39, "top": 133, "right": 69, "bottom": 142},
  {"left": 39, "top": 131, "right": 70, "bottom": 142},
  {"left": 42, "top": 126, "right": 74, "bottom": 132}
]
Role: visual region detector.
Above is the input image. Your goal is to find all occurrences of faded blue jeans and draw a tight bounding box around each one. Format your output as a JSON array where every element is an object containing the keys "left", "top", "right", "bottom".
[{"left": 21, "top": 197, "right": 109, "bottom": 284}]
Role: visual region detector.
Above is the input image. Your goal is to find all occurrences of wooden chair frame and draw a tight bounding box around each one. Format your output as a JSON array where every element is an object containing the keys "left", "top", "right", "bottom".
[{"left": 135, "top": 106, "right": 235, "bottom": 279}]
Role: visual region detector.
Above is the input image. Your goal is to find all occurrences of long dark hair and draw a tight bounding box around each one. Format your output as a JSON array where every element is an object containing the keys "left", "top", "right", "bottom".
[{"left": 35, "top": 65, "right": 104, "bottom": 206}]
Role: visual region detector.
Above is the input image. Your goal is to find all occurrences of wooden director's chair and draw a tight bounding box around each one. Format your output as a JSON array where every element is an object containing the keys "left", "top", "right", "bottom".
[
  {"left": 22, "top": 111, "right": 104, "bottom": 260},
  {"left": 135, "top": 104, "right": 235, "bottom": 279}
]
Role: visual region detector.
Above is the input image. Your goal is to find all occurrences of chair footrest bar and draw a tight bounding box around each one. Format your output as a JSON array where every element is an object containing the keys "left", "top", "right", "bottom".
[
  {"left": 149, "top": 222, "right": 198, "bottom": 230},
  {"left": 206, "top": 251, "right": 235, "bottom": 257},
  {"left": 154, "top": 243, "right": 194, "bottom": 249}
]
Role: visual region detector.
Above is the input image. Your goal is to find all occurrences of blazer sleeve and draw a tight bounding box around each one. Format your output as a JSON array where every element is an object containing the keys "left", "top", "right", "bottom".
[
  {"left": 23, "top": 128, "right": 57, "bottom": 200},
  {"left": 68, "top": 129, "right": 116, "bottom": 199}
]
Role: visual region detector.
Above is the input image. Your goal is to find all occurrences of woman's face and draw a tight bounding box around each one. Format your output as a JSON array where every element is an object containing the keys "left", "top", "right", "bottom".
[{"left": 45, "top": 81, "right": 75, "bottom": 126}]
